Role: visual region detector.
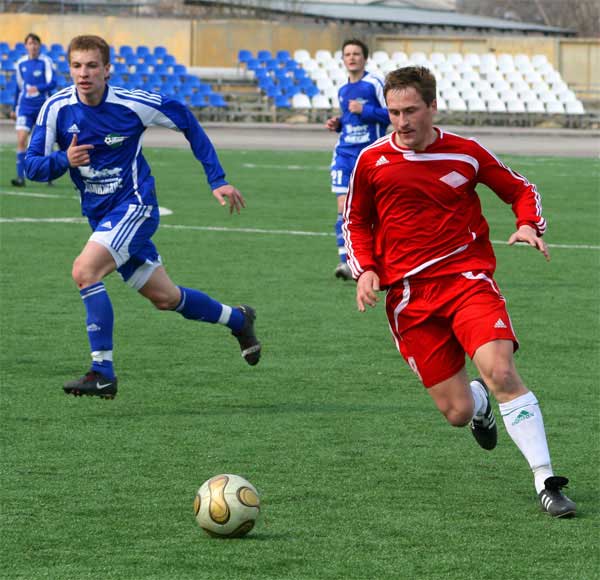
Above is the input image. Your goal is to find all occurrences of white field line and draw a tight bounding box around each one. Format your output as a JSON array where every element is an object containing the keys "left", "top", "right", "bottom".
[{"left": 0, "top": 217, "right": 598, "bottom": 250}]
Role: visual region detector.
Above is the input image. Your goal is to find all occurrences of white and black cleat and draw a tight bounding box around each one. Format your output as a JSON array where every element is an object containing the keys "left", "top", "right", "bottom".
[
  {"left": 539, "top": 476, "right": 576, "bottom": 518},
  {"left": 232, "top": 305, "right": 261, "bottom": 366},
  {"left": 469, "top": 378, "right": 497, "bottom": 450}
]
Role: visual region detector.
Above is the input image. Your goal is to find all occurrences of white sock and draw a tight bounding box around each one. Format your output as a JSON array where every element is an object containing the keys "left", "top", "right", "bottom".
[
  {"left": 470, "top": 380, "right": 488, "bottom": 419},
  {"left": 498, "top": 391, "right": 553, "bottom": 494}
]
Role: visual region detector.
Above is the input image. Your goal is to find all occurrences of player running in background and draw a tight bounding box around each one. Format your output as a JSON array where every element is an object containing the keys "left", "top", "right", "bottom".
[
  {"left": 325, "top": 39, "right": 389, "bottom": 280},
  {"left": 11, "top": 33, "right": 56, "bottom": 187},
  {"left": 25, "top": 34, "right": 261, "bottom": 399},
  {"left": 343, "top": 66, "right": 576, "bottom": 517}
]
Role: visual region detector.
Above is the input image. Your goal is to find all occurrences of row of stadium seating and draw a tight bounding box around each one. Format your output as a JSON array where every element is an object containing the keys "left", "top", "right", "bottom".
[
  {"left": 238, "top": 48, "right": 586, "bottom": 116},
  {"left": 0, "top": 42, "right": 229, "bottom": 110}
]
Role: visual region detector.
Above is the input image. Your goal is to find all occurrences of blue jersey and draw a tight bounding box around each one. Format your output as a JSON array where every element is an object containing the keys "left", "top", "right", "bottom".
[
  {"left": 335, "top": 71, "right": 389, "bottom": 155},
  {"left": 14, "top": 54, "right": 56, "bottom": 115},
  {"left": 25, "top": 84, "right": 228, "bottom": 220}
]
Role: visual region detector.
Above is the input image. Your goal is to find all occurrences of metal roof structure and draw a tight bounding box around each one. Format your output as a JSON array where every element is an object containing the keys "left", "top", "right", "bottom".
[{"left": 184, "top": 0, "right": 574, "bottom": 35}]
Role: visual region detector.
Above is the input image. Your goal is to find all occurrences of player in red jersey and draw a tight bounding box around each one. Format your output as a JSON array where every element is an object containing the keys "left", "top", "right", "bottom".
[{"left": 343, "top": 66, "right": 575, "bottom": 517}]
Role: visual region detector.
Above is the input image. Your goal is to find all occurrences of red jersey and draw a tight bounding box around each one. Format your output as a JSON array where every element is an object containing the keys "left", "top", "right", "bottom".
[{"left": 342, "top": 127, "right": 545, "bottom": 287}]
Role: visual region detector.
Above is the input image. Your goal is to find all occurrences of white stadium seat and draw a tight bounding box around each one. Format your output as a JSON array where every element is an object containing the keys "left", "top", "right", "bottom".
[
  {"left": 498, "top": 54, "right": 516, "bottom": 73},
  {"left": 526, "top": 101, "right": 546, "bottom": 114},
  {"left": 371, "top": 50, "right": 389, "bottom": 64},
  {"left": 460, "top": 86, "right": 480, "bottom": 101},
  {"left": 464, "top": 53, "right": 481, "bottom": 67},
  {"left": 316, "top": 77, "right": 334, "bottom": 92},
  {"left": 292, "top": 93, "right": 311, "bottom": 109},
  {"left": 294, "top": 49, "right": 311, "bottom": 64},
  {"left": 447, "top": 96, "right": 467, "bottom": 112},
  {"left": 310, "top": 68, "right": 329, "bottom": 81},
  {"left": 546, "top": 101, "right": 565, "bottom": 114},
  {"left": 480, "top": 88, "right": 500, "bottom": 103},
  {"left": 315, "top": 49, "right": 333, "bottom": 64},
  {"left": 446, "top": 52, "right": 463, "bottom": 65},
  {"left": 311, "top": 94, "right": 331, "bottom": 109},
  {"left": 430, "top": 52, "right": 446, "bottom": 65},
  {"left": 467, "top": 98, "right": 487, "bottom": 113},
  {"left": 436, "top": 96, "right": 448, "bottom": 111},
  {"left": 391, "top": 51, "right": 408, "bottom": 64},
  {"left": 410, "top": 51, "right": 428, "bottom": 64},
  {"left": 487, "top": 99, "right": 507, "bottom": 113},
  {"left": 565, "top": 100, "right": 585, "bottom": 114},
  {"left": 506, "top": 100, "right": 526, "bottom": 113},
  {"left": 480, "top": 53, "right": 498, "bottom": 69},
  {"left": 531, "top": 54, "right": 549, "bottom": 68}
]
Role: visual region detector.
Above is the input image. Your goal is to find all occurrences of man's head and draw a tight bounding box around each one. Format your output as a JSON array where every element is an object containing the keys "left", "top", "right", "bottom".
[
  {"left": 342, "top": 39, "right": 368, "bottom": 77},
  {"left": 24, "top": 33, "right": 41, "bottom": 59},
  {"left": 384, "top": 66, "right": 438, "bottom": 151},
  {"left": 67, "top": 35, "right": 111, "bottom": 105}
]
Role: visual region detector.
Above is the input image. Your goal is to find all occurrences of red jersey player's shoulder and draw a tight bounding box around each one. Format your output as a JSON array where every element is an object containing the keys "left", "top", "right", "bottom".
[
  {"left": 435, "top": 127, "right": 490, "bottom": 156},
  {"left": 355, "top": 134, "right": 394, "bottom": 166}
]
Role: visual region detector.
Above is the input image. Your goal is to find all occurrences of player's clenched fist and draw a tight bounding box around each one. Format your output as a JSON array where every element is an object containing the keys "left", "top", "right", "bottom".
[{"left": 67, "top": 133, "right": 94, "bottom": 167}]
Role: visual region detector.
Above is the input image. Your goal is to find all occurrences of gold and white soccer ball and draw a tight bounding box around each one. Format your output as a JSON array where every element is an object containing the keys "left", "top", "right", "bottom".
[{"left": 194, "top": 474, "right": 260, "bottom": 538}]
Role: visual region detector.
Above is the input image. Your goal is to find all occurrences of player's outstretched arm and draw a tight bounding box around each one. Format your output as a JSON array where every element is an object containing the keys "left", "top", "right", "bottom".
[
  {"left": 212, "top": 184, "right": 246, "bottom": 214},
  {"left": 508, "top": 224, "right": 550, "bottom": 262},
  {"left": 356, "top": 270, "right": 380, "bottom": 312}
]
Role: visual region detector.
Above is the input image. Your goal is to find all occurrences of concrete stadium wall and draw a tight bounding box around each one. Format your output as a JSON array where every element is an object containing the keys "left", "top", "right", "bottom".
[
  {"left": 2, "top": 13, "right": 192, "bottom": 65},
  {"left": 3, "top": 13, "right": 598, "bottom": 93}
]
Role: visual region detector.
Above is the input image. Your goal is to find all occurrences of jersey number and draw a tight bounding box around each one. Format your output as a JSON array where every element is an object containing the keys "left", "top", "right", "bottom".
[{"left": 331, "top": 170, "right": 343, "bottom": 185}]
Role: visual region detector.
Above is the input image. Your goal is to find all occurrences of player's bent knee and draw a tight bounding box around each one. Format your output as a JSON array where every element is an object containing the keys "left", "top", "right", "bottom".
[
  {"left": 444, "top": 408, "right": 472, "bottom": 427},
  {"left": 146, "top": 292, "right": 178, "bottom": 311}
]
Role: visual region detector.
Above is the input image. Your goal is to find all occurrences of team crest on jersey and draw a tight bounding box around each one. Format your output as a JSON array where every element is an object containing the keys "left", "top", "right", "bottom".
[{"left": 104, "top": 133, "right": 128, "bottom": 148}]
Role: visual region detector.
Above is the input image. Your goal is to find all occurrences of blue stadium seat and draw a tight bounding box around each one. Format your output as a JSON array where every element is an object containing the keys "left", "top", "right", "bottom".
[
  {"left": 238, "top": 49, "right": 253, "bottom": 64},
  {"left": 246, "top": 58, "right": 261, "bottom": 72},
  {"left": 209, "top": 93, "right": 227, "bottom": 107},
  {"left": 257, "top": 50, "right": 271, "bottom": 62},
  {"left": 0, "top": 42, "right": 10, "bottom": 54},
  {"left": 143, "top": 54, "right": 157, "bottom": 66},
  {"left": 173, "top": 64, "right": 187, "bottom": 76},
  {"left": 1, "top": 89, "right": 13, "bottom": 105},
  {"left": 154, "top": 46, "right": 168, "bottom": 59},
  {"left": 276, "top": 50, "right": 291, "bottom": 63},
  {"left": 163, "top": 55, "right": 176, "bottom": 66},
  {"left": 283, "top": 84, "right": 301, "bottom": 97},
  {"left": 1, "top": 60, "right": 15, "bottom": 72},
  {"left": 50, "top": 43, "right": 64, "bottom": 53},
  {"left": 191, "top": 93, "right": 207, "bottom": 107},
  {"left": 153, "top": 63, "right": 169, "bottom": 76},
  {"left": 120, "top": 45, "right": 134, "bottom": 58},
  {"left": 196, "top": 82, "right": 212, "bottom": 95},
  {"left": 274, "top": 95, "right": 291, "bottom": 108},
  {"left": 124, "top": 54, "right": 138, "bottom": 66},
  {"left": 264, "top": 58, "right": 278, "bottom": 71},
  {"left": 57, "top": 60, "right": 70, "bottom": 74},
  {"left": 134, "top": 63, "right": 149, "bottom": 75},
  {"left": 136, "top": 46, "right": 150, "bottom": 58},
  {"left": 112, "top": 62, "right": 127, "bottom": 75},
  {"left": 293, "top": 67, "right": 307, "bottom": 80},
  {"left": 127, "top": 73, "right": 143, "bottom": 87},
  {"left": 253, "top": 68, "right": 269, "bottom": 83},
  {"left": 264, "top": 84, "right": 282, "bottom": 98}
]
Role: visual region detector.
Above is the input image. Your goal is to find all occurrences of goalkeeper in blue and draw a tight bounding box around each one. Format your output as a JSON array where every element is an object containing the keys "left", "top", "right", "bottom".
[
  {"left": 325, "top": 39, "right": 389, "bottom": 280},
  {"left": 25, "top": 35, "right": 261, "bottom": 399}
]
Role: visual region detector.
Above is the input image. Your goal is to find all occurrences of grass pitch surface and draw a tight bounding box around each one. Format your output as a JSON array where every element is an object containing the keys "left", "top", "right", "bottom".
[{"left": 1, "top": 145, "right": 598, "bottom": 580}]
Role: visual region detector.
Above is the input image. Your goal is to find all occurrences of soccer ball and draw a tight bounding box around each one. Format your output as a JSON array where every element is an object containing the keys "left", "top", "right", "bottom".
[{"left": 194, "top": 474, "right": 260, "bottom": 538}]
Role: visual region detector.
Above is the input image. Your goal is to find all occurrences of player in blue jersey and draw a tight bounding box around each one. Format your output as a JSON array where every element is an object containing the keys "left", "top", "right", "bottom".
[
  {"left": 24, "top": 35, "right": 261, "bottom": 399},
  {"left": 11, "top": 33, "right": 56, "bottom": 187},
  {"left": 325, "top": 39, "right": 389, "bottom": 280}
]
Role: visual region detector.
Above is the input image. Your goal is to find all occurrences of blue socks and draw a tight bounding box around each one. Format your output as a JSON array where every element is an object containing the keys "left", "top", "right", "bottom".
[
  {"left": 80, "top": 282, "right": 115, "bottom": 379},
  {"left": 16, "top": 151, "right": 26, "bottom": 179},
  {"left": 335, "top": 212, "right": 347, "bottom": 263},
  {"left": 175, "top": 286, "right": 244, "bottom": 332}
]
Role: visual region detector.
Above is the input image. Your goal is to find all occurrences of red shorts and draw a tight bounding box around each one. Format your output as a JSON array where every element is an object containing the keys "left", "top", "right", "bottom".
[{"left": 385, "top": 271, "right": 518, "bottom": 388}]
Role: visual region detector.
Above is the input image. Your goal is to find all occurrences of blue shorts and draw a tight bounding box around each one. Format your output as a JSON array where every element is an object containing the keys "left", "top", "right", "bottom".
[
  {"left": 88, "top": 202, "right": 162, "bottom": 290},
  {"left": 15, "top": 110, "right": 39, "bottom": 132},
  {"left": 330, "top": 149, "right": 358, "bottom": 196}
]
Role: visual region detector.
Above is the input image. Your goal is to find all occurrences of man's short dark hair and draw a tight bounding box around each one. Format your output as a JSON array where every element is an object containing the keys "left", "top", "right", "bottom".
[
  {"left": 24, "top": 33, "right": 41, "bottom": 44},
  {"left": 342, "top": 39, "right": 369, "bottom": 60},
  {"left": 68, "top": 35, "right": 111, "bottom": 66},
  {"left": 384, "top": 66, "right": 437, "bottom": 106}
]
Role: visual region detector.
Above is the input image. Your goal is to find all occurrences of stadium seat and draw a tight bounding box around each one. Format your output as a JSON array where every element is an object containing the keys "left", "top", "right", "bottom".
[
  {"left": 143, "top": 54, "right": 157, "bottom": 66},
  {"left": 257, "top": 50, "right": 272, "bottom": 62},
  {"left": 506, "top": 100, "right": 526, "bottom": 113},
  {"left": 274, "top": 95, "right": 291, "bottom": 108},
  {"left": 276, "top": 50, "right": 291, "bottom": 63},
  {"left": 467, "top": 98, "right": 487, "bottom": 113},
  {"left": 191, "top": 93, "right": 207, "bottom": 107},
  {"left": 0, "top": 42, "right": 10, "bottom": 54},
  {"left": 371, "top": 50, "right": 389, "bottom": 65},
  {"left": 291, "top": 93, "right": 311, "bottom": 109},
  {"left": 315, "top": 49, "right": 333, "bottom": 64},
  {"left": 120, "top": 45, "right": 134, "bottom": 58},
  {"left": 531, "top": 54, "right": 549, "bottom": 69},
  {"left": 545, "top": 101, "right": 565, "bottom": 114},
  {"left": 391, "top": 51, "right": 408, "bottom": 64},
  {"left": 487, "top": 99, "right": 507, "bottom": 113},
  {"left": 136, "top": 46, "right": 150, "bottom": 59},
  {"left": 209, "top": 93, "right": 227, "bottom": 107},
  {"left": 436, "top": 96, "right": 447, "bottom": 111},
  {"left": 312, "top": 94, "right": 331, "bottom": 109},
  {"left": 293, "top": 49, "right": 311, "bottom": 64},
  {"left": 526, "top": 101, "right": 545, "bottom": 114},
  {"left": 565, "top": 100, "right": 585, "bottom": 114},
  {"left": 447, "top": 97, "right": 467, "bottom": 112},
  {"left": 154, "top": 46, "right": 168, "bottom": 59},
  {"left": 238, "top": 49, "right": 253, "bottom": 64},
  {"left": 446, "top": 52, "right": 463, "bottom": 66},
  {"left": 429, "top": 52, "right": 446, "bottom": 65},
  {"left": 163, "top": 55, "right": 176, "bottom": 66}
]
